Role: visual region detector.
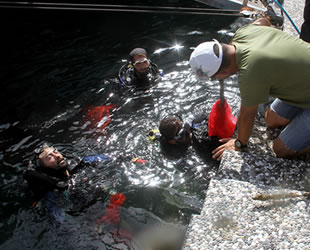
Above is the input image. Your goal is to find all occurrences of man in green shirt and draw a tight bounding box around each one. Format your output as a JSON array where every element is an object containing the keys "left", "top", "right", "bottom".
[{"left": 189, "top": 17, "right": 310, "bottom": 160}]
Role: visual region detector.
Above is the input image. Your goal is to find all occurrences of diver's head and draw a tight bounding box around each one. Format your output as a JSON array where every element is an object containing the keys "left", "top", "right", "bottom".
[
  {"left": 159, "top": 116, "right": 192, "bottom": 145},
  {"left": 34, "top": 144, "right": 67, "bottom": 169},
  {"left": 129, "top": 48, "right": 150, "bottom": 75}
]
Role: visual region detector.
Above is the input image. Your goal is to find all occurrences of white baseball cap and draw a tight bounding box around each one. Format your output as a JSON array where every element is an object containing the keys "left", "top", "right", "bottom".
[{"left": 189, "top": 39, "right": 223, "bottom": 80}]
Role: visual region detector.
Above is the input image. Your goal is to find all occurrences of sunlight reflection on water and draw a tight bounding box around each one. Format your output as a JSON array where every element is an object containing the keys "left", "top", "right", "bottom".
[{"left": 0, "top": 10, "right": 246, "bottom": 249}]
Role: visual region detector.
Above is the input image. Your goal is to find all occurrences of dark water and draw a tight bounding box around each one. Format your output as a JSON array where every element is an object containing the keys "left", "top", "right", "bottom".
[{"left": 0, "top": 7, "right": 244, "bottom": 249}]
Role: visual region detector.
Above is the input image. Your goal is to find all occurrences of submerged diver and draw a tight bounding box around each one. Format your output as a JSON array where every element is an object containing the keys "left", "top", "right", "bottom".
[
  {"left": 157, "top": 114, "right": 222, "bottom": 161},
  {"left": 23, "top": 143, "right": 111, "bottom": 223},
  {"left": 118, "top": 48, "right": 161, "bottom": 89}
]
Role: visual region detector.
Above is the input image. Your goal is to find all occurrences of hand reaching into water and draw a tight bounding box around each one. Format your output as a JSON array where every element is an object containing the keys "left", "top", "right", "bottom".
[{"left": 212, "top": 138, "right": 237, "bottom": 161}]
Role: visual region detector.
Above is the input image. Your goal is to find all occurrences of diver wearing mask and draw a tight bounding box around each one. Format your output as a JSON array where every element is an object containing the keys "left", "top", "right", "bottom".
[
  {"left": 159, "top": 115, "right": 192, "bottom": 145},
  {"left": 158, "top": 114, "right": 222, "bottom": 161},
  {"left": 23, "top": 144, "right": 80, "bottom": 202},
  {"left": 118, "top": 48, "right": 161, "bottom": 90},
  {"left": 23, "top": 143, "right": 110, "bottom": 223},
  {"left": 158, "top": 115, "right": 193, "bottom": 158}
]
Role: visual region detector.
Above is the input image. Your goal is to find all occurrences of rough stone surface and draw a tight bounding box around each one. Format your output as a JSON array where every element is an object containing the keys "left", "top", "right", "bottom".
[
  {"left": 183, "top": 0, "right": 310, "bottom": 249},
  {"left": 184, "top": 179, "right": 310, "bottom": 250},
  {"left": 283, "top": 0, "right": 305, "bottom": 37}
]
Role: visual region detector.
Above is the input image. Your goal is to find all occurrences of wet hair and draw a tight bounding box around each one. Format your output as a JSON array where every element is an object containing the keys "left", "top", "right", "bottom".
[
  {"left": 159, "top": 116, "right": 182, "bottom": 140},
  {"left": 129, "top": 48, "right": 147, "bottom": 62}
]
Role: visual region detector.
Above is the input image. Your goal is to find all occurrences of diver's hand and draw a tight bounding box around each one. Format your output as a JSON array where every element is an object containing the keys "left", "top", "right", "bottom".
[
  {"left": 55, "top": 181, "right": 69, "bottom": 190},
  {"left": 212, "top": 138, "right": 236, "bottom": 161}
]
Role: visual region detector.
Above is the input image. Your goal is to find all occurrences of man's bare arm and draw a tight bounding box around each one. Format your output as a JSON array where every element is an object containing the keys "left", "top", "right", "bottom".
[
  {"left": 211, "top": 104, "right": 258, "bottom": 160},
  {"left": 237, "top": 104, "right": 258, "bottom": 145}
]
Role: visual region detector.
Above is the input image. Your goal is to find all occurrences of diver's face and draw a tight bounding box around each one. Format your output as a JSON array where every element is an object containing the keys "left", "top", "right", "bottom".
[
  {"left": 168, "top": 121, "right": 192, "bottom": 145},
  {"left": 133, "top": 54, "right": 150, "bottom": 74},
  {"left": 39, "top": 147, "right": 67, "bottom": 169}
]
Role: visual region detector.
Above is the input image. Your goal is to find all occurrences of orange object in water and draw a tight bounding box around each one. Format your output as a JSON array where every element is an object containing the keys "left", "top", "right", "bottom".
[
  {"left": 96, "top": 193, "right": 126, "bottom": 225},
  {"left": 208, "top": 99, "right": 237, "bottom": 139},
  {"left": 131, "top": 158, "right": 147, "bottom": 164},
  {"left": 85, "top": 104, "right": 116, "bottom": 130}
]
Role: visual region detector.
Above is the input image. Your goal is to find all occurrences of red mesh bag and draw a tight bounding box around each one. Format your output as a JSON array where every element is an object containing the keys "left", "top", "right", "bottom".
[
  {"left": 96, "top": 193, "right": 126, "bottom": 225},
  {"left": 85, "top": 104, "right": 116, "bottom": 130},
  {"left": 208, "top": 99, "right": 237, "bottom": 139}
]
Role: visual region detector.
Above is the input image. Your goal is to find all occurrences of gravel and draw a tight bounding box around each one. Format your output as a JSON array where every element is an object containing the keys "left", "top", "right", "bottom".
[{"left": 183, "top": 1, "right": 310, "bottom": 248}]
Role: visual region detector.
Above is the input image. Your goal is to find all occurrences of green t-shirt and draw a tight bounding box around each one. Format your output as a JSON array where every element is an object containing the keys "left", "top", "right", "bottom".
[{"left": 232, "top": 24, "right": 310, "bottom": 108}]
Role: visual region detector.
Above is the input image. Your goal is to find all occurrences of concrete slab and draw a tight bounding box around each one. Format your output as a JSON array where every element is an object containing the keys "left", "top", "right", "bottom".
[
  {"left": 218, "top": 150, "right": 310, "bottom": 191},
  {"left": 183, "top": 178, "right": 310, "bottom": 249}
]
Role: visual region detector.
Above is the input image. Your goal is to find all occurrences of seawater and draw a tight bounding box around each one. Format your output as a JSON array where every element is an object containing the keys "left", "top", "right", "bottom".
[{"left": 0, "top": 8, "right": 244, "bottom": 249}]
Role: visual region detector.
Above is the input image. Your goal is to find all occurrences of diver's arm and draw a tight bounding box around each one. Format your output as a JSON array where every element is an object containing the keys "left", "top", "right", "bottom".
[
  {"left": 24, "top": 170, "right": 58, "bottom": 190},
  {"left": 24, "top": 169, "right": 69, "bottom": 200},
  {"left": 24, "top": 170, "right": 58, "bottom": 200}
]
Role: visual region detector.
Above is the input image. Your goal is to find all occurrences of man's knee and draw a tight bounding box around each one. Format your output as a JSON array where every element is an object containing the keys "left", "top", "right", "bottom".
[
  {"left": 272, "top": 137, "right": 295, "bottom": 158},
  {"left": 265, "top": 108, "right": 290, "bottom": 128},
  {"left": 265, "top": 108, "right": 274, "bottom": 128}
]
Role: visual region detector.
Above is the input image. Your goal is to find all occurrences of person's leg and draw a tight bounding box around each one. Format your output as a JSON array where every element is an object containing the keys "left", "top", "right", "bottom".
[
  {"left": 300, "top": 0, "right": 310, "bottom": 43},
  {"left": 273, "top": 108, "right": 310, "bottom": 158},
  {"left": 273, "top": 138, "right": 310, "bottom": 158},
  {"left": 265, "top": 98, "right": 301, "bottom": 128},
  {"left": 265, "top": 108, "right": 290, "bottom": 128}
]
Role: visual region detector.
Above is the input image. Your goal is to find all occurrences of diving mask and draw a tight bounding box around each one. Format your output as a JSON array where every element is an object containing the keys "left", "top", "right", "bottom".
[
  {"left": 133, "top": 58, "right": 149, "bottom": 66},
  {"left": 174, "top": 122, "right": 191, "bottom": 143}
]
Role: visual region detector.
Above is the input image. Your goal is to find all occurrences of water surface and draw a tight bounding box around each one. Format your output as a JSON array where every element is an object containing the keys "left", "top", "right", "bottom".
[{"left": 0, "top": 8, "right": 243, "bottom": 249}]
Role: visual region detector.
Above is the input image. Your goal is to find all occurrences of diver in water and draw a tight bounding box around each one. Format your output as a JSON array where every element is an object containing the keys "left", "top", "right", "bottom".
[
  {"left": 118, "top": 48, "right": 161, "bottom": 90},
  {"left": 23, "top": 143, "right": 111, "bottom": 223},
  {"left": 157, "top": 114, "right": 222, "bottom": 161}
]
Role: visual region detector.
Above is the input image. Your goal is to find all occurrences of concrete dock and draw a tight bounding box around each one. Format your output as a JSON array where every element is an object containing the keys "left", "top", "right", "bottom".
[{"left": 183, "top": 0, "right": 310, "bottom": 249}]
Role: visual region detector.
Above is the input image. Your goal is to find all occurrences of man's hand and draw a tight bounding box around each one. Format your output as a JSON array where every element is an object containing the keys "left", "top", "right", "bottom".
[
  {"left": 212, "top": 138, "right": 238, "bottom": 161},
  {"left": 212, "top": 104, "right": 257, "bottom": 161}
]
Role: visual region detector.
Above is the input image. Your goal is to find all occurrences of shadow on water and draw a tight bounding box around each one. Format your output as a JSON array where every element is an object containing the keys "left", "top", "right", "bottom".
[{"left": 0, "top": 7, "right": 243, "bottom": 249}]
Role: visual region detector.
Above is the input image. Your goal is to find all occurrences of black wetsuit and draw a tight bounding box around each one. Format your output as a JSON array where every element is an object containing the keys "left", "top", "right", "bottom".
[
  {"left": 23, "top": 155, "right": 109, "bottom": 220},
  {"left": 23, "top": 157, "right": 80, "bottom": 202},
  {"left": 118, "top": 62, "right": 160, "bottom": 90},
  {"left": 159, "top": 114, "right": 222, "bottom": 161},
  {"left": 191, "top": 114, "right": 222, "bottom": 162}
]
